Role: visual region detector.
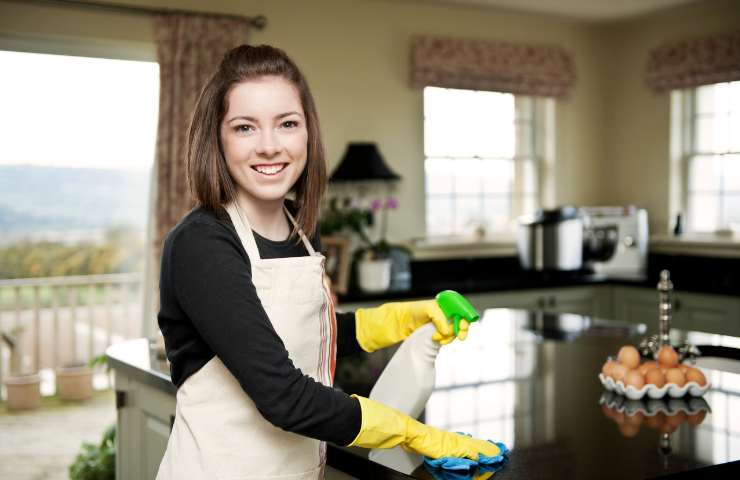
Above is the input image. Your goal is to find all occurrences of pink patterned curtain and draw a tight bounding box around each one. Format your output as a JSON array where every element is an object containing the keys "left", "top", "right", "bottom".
[
  {"left": 646, "top": 30, "right": 740, "bottom": 92},
  {"left": 410, "top": 35, "right": 576, "bottom": 98},
  {"left": 153, "top": 14, "right": 250, "bottom": 258}
]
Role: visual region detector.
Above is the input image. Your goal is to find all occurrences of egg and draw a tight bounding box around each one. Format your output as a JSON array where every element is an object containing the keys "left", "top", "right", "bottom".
[
  {"left": 619, "top": 422, "right": 640, "bottom": 438},
  {"left": 624, "top": 370, "right": 646, "bottom": 389},
  {"left": 645, "top": 413, "right": 665, "bottom": 429},
  {"left": 645, "top": 368, "right": 667, "bottom": 388},
  {"left": 687, "top": 410, "right": 707, "bottom": 426},
  {"left": 625, "top": 412, "right": 644, "bottom": 427},
  {"left": 657, "top": 346, "right": 679, "bottom": 367},
  {"left": 679, "top": 364, "right": 690, "bottom": 374},
  {"left": 602, "top": 360, "right": 618, "bottom": 378},
  {"left": 618, "top": 345, "right": 641, "bottom": 369},
  {"left": 665, "top": 368, "right": 687, "bottom": 387},
  {"left": 685, "top": 367, "right": 707, "bottom": 386},
  {"left": 638, "top": 361, "right": 660, "bottom": 376},
  {"left": 665, "top": 411, "right": 687, "bottom": 429},
  {"left": 612, "top": 364, "right": 628, "bottom": 383}
]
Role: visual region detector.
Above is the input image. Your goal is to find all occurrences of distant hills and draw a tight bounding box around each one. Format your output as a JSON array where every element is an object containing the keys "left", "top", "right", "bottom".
[{"left": 0, "top": 164, "right": 150, "bottom": 245}]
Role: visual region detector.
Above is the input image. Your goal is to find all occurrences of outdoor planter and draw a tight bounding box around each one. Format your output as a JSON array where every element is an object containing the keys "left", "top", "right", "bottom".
[
  {"left": 56, "top": 364, "right": 93, "bottom": 401},
  {"left": 5, "top": 373, "right": 41, "bottom": 411}
]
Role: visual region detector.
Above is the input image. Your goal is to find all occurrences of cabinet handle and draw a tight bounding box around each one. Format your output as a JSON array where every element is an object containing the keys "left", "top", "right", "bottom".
[
  {"left": 537, "top": 297, "right": 545, "bottom": 309},
  {"left": 115, "top": 390, "right": 127, "bottom": 410},
  {"left": 674, "top": 299, "right": 682, "bottom": 311},
  {"left": 548, "top": 296, "right": 556, "bottom": 307}
]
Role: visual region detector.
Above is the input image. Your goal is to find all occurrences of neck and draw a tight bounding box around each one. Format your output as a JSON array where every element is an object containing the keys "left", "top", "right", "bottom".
[{"left": 235, "top": 190, "right": 290, "bottom": 241}]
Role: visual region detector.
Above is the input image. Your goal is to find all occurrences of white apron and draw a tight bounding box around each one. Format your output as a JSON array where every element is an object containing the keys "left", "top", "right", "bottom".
[{"left": 157, "top": 201, "right": 337, "bottom": 480}]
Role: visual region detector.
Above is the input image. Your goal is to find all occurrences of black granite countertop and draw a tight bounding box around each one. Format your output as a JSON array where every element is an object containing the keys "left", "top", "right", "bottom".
[
  {"left": 107, "top": 310, "right": 740, "bottom": 479},
  {"left": 339, "top": 253, "right": 740, "bottom": 304}
]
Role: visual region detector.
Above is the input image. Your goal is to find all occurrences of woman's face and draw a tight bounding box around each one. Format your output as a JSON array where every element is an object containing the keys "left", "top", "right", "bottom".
[{"left": 220, "top": 76, "right": 308, "bottom": 205}]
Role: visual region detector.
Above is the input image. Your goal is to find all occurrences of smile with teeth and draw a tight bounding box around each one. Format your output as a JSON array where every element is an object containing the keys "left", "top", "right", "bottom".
[{"left": 252, "top": 163, "right": 288, "bottom": 175}]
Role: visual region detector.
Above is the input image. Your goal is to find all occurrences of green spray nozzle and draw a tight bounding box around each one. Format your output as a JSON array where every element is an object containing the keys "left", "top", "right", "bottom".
[{"left": 435, "top": 290, "right": 480, "bottom": 336}]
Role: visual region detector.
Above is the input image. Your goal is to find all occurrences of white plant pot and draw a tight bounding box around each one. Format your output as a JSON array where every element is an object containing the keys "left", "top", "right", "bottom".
[
  {"left": 357, "top": 258, "right": 392, "bottom": 293},
  {"left": 56, "top": 365, "right": 93, "bottom": 401},
  {"left": 5, "top": 373, "right": 41, "bottom": 411}
]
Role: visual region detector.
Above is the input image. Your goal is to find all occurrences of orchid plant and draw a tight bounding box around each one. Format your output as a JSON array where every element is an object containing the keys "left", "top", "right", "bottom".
[{"left": 320, "top": 195, "right": 399, "bottom": 259}]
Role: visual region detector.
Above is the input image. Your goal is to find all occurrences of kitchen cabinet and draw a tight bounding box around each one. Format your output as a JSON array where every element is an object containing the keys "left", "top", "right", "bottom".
[
  {"left": 114, "top": 371, "right": 176, "bottom": 480},
  {"left": 465, "top": 286, "right": 612, "bottom": 318},
  {"left": 611, "top": 286, "right": 740, "bottom": 336}
]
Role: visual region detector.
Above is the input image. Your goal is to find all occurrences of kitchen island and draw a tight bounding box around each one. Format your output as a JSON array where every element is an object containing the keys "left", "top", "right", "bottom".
[{"left": 108, "top": 309, "right": 740, "bottom": 479}]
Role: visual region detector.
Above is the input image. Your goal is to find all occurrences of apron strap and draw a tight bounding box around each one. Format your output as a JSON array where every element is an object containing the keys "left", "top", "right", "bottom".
[
  {"left": 226, "top": 202, "right": 262, "bottom": 260},
  {"left": 283, "top": 205, "right": 319, "bottom": 257}
]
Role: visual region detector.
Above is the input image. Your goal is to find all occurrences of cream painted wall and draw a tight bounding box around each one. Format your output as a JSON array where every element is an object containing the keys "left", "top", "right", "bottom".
[
  {"left": 0, "top": 0, "right": 608, "bottom": 243},
  {"left": 601, "top": 0, "right": 740, "bottom": 234},
  {"left": 5, "top": 0, "right": 736, "bottom": 243}
]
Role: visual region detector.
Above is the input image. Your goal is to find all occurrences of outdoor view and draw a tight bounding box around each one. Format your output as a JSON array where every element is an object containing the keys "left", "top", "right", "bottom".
[{"left": 0, "top": 50, "right": 159, "bottom": 392}]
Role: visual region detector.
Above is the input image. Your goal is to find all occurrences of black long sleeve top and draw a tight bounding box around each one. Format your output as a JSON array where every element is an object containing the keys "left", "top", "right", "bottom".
[{"left": 157, "top": 201, "right": 362, "bottom": 446}]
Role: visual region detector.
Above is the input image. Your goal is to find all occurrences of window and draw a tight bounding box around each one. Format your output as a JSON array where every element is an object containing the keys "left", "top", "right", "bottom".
[
  {"left": 681, "top": 81, "right": 740, "bottom": 232},
  {"left": 423, "top": 87, "right": 542, "bottom": 237}
]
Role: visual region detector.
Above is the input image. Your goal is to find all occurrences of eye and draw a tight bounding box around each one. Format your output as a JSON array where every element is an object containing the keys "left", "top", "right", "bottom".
[
  {"left": 281, "top": 120, "right": 299, "bottom": 129},
  {"left": 234, "top": 124, "right": 254, "bottom": 133}
]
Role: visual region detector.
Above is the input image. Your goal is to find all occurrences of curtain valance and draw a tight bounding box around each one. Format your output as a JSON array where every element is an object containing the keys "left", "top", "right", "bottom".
[
  {"left": 410, "top": 35, "right": 576, "bottom": 98},
  {"left": 646, "top": 30, "right": 740, "bottom": 92}
]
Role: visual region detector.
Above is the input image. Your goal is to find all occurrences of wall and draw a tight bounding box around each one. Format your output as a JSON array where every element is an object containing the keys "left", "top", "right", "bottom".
[
  {"left": 0, "top": 0, "right": 608, "bottom": 243},
  {"left": 601, "top": 0, "right": 740, "bottom": 234}
]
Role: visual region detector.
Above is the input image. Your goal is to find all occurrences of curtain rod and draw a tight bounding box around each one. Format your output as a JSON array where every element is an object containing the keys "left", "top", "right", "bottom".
[{"left": 6, "top": 0, "right": 267, "bottom": 29}]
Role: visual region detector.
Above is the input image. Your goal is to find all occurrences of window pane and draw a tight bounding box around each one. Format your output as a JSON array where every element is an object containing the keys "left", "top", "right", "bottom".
[
  {"left": 426, "top": 196, "right": 454, "bottom": 236},
  {"left": 423, "top": 87, "right": 515, "bottom": 158},
  {"left": 452, "top": 158, "right": 484, "bottom": 195},
  {"left": 425, "top": 157, "right": 454, "bottom": 194},
  {"left": 688, "top": 194, "right": 720, "bottom": 231},
  {"left": 725, "top": 155, "right": 740, "bottom": 191},
  {"left": 688, "top": 155, "right": 722, "bottom": 192},
  {"left": 724, "top": 194, "right": 740, "bottom": 230},
  {"left": 481, "top": 159, "right": 514, "bottom": 194},
  {"left": 695, "top": 115, "right": 730, "bottom": 153},
  {"left": 483, "top": 196, "right": 510, "bottom": 232},
  {"left": 453, "top": 196, "right": 483, "bottom": 234},
  {"left": 696, "top": 84, "right": 717, "bottom": 114},
  {"left": 730, "top": 113, "right": 740, "bottom": 152}
]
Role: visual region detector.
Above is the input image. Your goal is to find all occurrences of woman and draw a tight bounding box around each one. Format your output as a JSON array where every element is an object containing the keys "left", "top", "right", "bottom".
[{"left": 156, "top": 44, "right": 500, "bottom": 480}]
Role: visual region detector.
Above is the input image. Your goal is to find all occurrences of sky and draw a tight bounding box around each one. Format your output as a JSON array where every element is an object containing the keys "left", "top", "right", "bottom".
[{"left": 0, "top": 50, "right": 159, "bottom": 170}]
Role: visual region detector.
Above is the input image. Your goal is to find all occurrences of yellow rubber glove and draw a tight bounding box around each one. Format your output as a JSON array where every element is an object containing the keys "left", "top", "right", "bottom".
[
  {"left": 355, "top": 300, "right": 470, "bottom": 352},
  {"left": 348, "top": 395, "right": 500, "bottom": 461}
]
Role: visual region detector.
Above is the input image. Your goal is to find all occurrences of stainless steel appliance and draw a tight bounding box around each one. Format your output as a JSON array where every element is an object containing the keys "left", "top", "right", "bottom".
[{"left": 517, "top": 206, "right": 648, "bottom": 277}]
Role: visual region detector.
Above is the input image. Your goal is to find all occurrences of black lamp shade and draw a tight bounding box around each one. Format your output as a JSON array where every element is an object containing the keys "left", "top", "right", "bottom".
[{"left": 329, "top": 143, "right": 401, "bottom": 182}]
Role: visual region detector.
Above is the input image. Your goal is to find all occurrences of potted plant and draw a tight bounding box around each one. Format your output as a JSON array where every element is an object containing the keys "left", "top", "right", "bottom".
[
  {"left": 2, "top": 326, "right": 42, "bottom": 411},
  {"left": 56, "top": 360, "right": 93, "bottom": 402},
  {"left": 69, "top": 423, "right": 115, "bottom": 480},
  {"left": 321, "top": 196, "right": 400, "bottom": 292}
]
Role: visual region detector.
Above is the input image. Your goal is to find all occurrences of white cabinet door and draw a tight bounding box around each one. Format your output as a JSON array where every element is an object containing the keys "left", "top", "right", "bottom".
[{"left": 612, "top": 286, "right": 740, "bottom": 336}]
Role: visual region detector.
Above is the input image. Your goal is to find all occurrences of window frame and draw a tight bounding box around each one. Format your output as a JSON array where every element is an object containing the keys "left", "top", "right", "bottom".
[
  {"left": 422, "top": 88, "right": 549, "bottom": 238},
  {"left": 678, "top": 81, "right": 740, "bottom": 233}
]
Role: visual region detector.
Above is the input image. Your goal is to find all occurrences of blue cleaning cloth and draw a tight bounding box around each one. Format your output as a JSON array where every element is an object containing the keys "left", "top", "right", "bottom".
[{"left": 424, "top": 438, "right": 509, "bottom": 471}]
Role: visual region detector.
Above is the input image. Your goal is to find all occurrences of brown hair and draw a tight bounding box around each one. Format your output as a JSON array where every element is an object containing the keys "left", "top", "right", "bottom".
[{"left": 187, "top": 44, "right": 326, "bottom": 242}]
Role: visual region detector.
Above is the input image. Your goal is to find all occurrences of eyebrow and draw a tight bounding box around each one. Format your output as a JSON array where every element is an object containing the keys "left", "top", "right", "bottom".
[{"left": 227, "top": 111, "right": 303, "bottom": 123}]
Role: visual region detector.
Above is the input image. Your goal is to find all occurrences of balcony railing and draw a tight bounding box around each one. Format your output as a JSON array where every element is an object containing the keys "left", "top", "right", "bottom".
[{"left": 0, "top": 272, "right": 143, "bottom": 397}]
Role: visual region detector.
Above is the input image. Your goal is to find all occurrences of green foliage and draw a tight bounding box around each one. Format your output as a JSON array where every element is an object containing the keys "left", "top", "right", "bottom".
[
  {"left": 0, "top": 226, "right": 145, "bottom": 279},
  {"left": 69, "top": 424, "right": 116, "bottom": 480}
]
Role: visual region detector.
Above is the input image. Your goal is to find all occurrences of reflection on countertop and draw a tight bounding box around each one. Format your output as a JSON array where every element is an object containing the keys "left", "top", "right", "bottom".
[
  {"left": 333, "top": 309, "right": 740, "bottom": 479},
  {"left": 107, "top": 309, "right": 740, "bottom": 479}
]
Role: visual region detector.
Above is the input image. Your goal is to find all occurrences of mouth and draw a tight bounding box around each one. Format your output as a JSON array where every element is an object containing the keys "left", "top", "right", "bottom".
[{"left": 251, "top": 163, "right": 288, "bottom": 176}]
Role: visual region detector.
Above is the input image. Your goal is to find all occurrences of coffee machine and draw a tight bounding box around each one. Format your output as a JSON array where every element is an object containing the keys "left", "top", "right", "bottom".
[{"left": 517, "top": 206, "right": 648, "bottom": 279}]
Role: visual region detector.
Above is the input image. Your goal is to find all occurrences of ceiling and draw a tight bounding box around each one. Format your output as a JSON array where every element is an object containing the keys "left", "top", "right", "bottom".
[{"left": 398, "top": 0, "right": 702, "bottom": 21}]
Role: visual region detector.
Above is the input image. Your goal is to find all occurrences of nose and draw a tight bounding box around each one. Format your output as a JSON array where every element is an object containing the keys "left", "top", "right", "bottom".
[{"left": 255, "top": 129, "right": 283, "bottom": 158}]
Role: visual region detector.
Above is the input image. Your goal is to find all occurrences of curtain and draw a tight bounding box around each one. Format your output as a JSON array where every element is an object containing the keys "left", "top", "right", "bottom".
[
  {"left": 410, "top": 35, "right": 576, "bottom": 98},
  {"left": 646, "top": 30, "right": 740, "bottom": 92},
  {"left": 143, "top": 14, "right": 249, "bottom": 334},
  {"left": 152, "top": 13, "right": 250, "bottom": 259}
]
